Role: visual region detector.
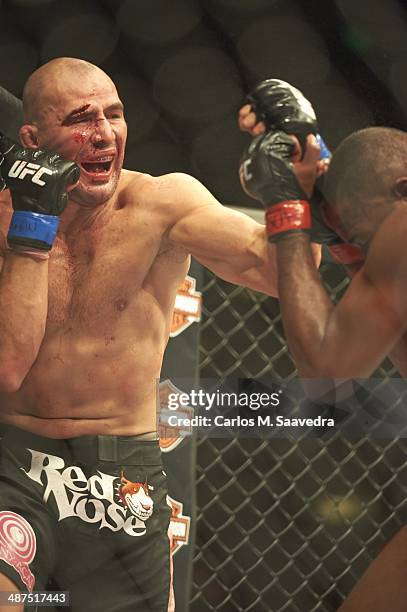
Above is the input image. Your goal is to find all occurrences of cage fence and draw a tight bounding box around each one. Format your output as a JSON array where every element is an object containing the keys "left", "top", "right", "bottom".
[{"left": 191, "top": 258, "right": 406, "bottom": 612}]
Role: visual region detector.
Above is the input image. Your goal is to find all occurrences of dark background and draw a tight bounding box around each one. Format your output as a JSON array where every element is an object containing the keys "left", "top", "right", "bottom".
[{"left": 2, "top": 0, "right": 407, "bottom": 208}]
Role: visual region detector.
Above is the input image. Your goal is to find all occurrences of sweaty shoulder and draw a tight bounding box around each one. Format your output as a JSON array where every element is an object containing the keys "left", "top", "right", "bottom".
[{"left": 119, "top": 170, "right": 220, "bottom": 227}]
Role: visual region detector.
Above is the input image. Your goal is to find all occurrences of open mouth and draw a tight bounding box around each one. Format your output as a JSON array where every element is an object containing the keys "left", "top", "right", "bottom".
[{"left": 81, "top": 158, "right": 114, "bottom": 175}]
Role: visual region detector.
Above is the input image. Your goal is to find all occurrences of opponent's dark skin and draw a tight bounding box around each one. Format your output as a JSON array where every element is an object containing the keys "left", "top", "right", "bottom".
[
  {"left": 243, "top": 126, "right": 407, "bottom": 379},
  {"left": 240, "top": 84, "right": 407, "bottom": 612}
]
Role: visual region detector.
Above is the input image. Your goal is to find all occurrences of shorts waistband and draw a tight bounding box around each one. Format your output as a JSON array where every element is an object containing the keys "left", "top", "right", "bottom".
[{"left": 0, "top": 425, "right": 162, "bottom": 465}]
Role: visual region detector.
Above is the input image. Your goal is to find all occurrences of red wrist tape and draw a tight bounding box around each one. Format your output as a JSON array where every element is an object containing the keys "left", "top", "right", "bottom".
[
  {"left": 327, "top": 242, "right": 365, "bottom": 266},
  {"left": 265, "top": 200, "right": 311, "bottom": 241}
]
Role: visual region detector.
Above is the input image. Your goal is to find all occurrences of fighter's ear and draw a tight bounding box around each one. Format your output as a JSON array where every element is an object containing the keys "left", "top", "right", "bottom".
[
  {"left": 393, "top": 177, "right": 407, "bottom": 199},
  {"left": 19, "top": 124, "right": 39, "bottom": 149}
]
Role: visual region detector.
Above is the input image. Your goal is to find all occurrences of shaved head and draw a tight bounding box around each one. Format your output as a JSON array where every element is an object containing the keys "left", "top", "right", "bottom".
[
  {"left": 323, "top": 127, "right": 407, "bottom": 244},
  {"left": 325, "top": 127, "right": 407, "bottom": 211},
  {"left": 22, "top": 58, "right": 115, "bottom": 125},
  {"left": 19, "top": 57, "right": 127, "bottom": 209}
]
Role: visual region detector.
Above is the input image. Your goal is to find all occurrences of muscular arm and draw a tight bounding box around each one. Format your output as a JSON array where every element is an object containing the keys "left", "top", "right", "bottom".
[
  {"left": 276, "top": 207, "right": 407, "bottom": 378},
  {"left": 0, "top": 192, "right": 49, "bottom": 391},
  {"left": 0, "top": 239, "right": 49, "bottom": 391},
  {"left": 156, "top": 173, "right": 320, "bottom": 297}
]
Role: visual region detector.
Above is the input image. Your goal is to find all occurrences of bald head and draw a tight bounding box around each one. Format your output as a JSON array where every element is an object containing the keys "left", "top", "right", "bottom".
[
  {"left": 324, "top": 127, "right": 407, "bottom": 211},
  {"left": 22, "top": 58, "right": 114, "bottom": 125}
]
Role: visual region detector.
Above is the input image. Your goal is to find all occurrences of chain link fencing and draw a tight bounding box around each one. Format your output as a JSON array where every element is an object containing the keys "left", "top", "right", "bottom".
[{"left": 191, "top": 258, "right": 407, "bottom": 612}]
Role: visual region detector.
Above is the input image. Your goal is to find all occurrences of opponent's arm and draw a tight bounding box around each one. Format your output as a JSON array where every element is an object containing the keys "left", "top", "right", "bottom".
[
  {"left": 0, "top": 134, "right": 79, "bottom": 391},
  {"left": 240, "top": 130, "right": 407, "bottom": 378},
  {"left": 276, "top": 219, "right": 407, "bottom": 378}
]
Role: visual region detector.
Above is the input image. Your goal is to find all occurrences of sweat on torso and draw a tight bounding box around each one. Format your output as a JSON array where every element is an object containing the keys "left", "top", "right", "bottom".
[{"left": 0, "top": 175, "right": 190, "bottom": 437}]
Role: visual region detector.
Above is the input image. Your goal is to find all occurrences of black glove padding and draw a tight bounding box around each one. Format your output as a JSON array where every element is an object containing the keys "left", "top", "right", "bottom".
[
  {"left": 240, "top": 131, "right": 311, "bottom": 242},
  {"left": 246, "top": 79, "right": 318, "bottom": 156},
  {"left": 240, "top": 130, "right": 306, "bottom": 204},
  {"left": 0, "top": 132, "right": 80, "bottom": 215},
  {"left": 1, "top": 132, "right": 80, "bottom": 251}
]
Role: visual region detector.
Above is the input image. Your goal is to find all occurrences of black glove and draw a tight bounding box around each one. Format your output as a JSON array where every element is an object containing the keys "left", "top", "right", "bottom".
[
  {"left": 239, "top": 130, "right": 311, "bottom": 242},
  {"left": 0, "top": 132, "right": 80, "bottom": 251},
  {"left": 246, "top": 79, "right": 318, "bottom": 156}
]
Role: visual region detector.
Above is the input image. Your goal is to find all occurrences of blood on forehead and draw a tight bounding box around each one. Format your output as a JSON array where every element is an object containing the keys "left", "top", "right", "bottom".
[{"left": 61, "top": 104, "right": 91, "bottom": 127}]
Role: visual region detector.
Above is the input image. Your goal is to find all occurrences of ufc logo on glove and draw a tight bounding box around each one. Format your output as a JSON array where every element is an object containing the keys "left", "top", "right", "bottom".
[{"left": 8, "top": 160, "right": 53, "bottom": 186}]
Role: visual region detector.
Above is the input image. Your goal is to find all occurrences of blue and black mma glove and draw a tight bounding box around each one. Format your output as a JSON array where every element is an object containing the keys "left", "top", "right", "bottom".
[{"left": 0, "top": 132, "right": 80, "bottom": 252}]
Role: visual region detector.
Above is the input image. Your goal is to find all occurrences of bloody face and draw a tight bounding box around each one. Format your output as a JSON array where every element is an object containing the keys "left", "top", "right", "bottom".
[{"left": 33, "top": 70, "right": 127, "bottom": 208}]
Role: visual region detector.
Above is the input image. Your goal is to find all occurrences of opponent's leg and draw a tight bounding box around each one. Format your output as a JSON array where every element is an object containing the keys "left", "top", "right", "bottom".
[{"left": 338, "top": 527, "right": 407, "bottom": 611}]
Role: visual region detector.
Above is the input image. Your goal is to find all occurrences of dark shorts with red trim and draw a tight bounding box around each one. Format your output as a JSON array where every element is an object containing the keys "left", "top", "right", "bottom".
[{"left": 0, "top": 425, "right": 171, "bottom": 612}]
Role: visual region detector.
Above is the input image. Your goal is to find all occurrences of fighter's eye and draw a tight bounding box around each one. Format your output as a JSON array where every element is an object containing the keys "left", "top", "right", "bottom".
[{"left": 71, "top": 114, "right": 92, "bottom": 124}]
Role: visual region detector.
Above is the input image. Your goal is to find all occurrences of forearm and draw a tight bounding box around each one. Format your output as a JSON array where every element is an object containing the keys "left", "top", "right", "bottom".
[
  {"left": 277, "top": 233, "right": 334, "bottom": 376},
  {"left": 0, "top": 252, "right": 48, "bottom": 390}
]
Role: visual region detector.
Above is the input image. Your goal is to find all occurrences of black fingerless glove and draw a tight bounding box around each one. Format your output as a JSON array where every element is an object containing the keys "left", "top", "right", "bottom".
[
  {"left": 0, "top": 132, "right": 80, "bottom": 251},
  {"left": 240, "top": 131, "right": 311, "bottom": 242},
  {"left": 246, "top": 79, "right": 318, "bottom": 156}
]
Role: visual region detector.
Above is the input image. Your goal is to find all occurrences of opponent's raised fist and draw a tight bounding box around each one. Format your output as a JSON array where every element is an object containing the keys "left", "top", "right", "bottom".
[
  {"left": 240, "top": 130, "right": 315, "bottom": 242},
  {"left": 0, "top": 133, "right": 80, "bottom": 251},
  {"left": 244, "top": 79, "right": 318, "bottom": 138}
]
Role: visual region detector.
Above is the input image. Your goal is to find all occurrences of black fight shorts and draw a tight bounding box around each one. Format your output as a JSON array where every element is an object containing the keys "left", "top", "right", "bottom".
[{"left": 0, "top": 426, "right": 171, "bottom": 612}]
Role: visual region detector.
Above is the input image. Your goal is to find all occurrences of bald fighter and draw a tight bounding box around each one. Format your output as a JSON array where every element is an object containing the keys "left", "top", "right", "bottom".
[
  {"left": 239, "top": 81, "right": 407, "bottom": 612},
  {"left": 0, "top": 59, "right": 323, "bottom": 612}
]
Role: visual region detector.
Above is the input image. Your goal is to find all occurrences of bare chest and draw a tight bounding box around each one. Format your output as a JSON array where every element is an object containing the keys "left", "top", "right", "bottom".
[{"left": 47, "top": 211, "right": 164, "bottom": 327}]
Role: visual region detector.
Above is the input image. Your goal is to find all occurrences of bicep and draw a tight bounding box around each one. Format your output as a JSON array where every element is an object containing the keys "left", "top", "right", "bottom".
[
  {"left": 171, "top": 202, "right": 280, "bottom": 294},
  {"left": 169, "top": 196, "right": 262, "bottom": 261}
]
